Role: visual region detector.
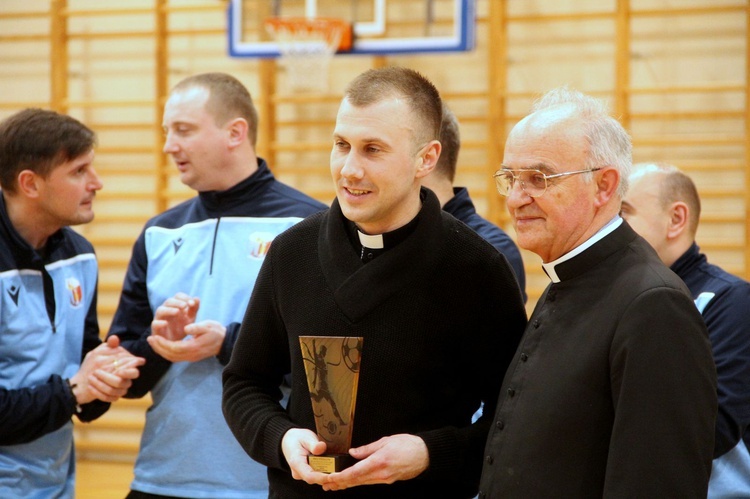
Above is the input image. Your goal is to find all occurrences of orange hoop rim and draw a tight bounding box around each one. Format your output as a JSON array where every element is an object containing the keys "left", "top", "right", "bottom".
[{"left": 264, "top": 17, "right": 353, "bottom": 52}]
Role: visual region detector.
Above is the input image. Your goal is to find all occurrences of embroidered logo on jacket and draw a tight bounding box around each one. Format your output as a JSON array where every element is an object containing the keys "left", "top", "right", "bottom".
[
  {"left": 172, "top": 237, "right": 184, "bottom": 255},
  {"left": 7, "top": 285, "right": 20, "bottom": 306},
  {"left": 66, "top": 277, "right": 83, "bottom": 308},
  {"left": 248, "top": 232, "right": 274, "bottom": 259}
]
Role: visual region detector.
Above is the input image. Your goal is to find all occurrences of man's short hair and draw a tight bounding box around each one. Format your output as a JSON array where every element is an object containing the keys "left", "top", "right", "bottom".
[
  {"left": 436, "top": 105, "right": 460, "bottom": 182},
  {"left": 343, "top": 66, "right": 442, "bottom": 145},
  {"left": 533, "top": 87, "right": 632, "bottom": 197},
  {"left": 0, "top": 108, "right": 96, "bottom": 194},
  {"left": 635, "top": 162, "right": 702, "bottom": 236},
  {"left": 171, "top": 72, "right": 259, "bottom": 146}
]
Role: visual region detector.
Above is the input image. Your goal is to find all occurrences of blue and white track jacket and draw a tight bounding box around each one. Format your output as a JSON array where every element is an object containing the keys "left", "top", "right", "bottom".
[
  {"left": 0, "top": 193, "right": 105, "bottom": 498},
  {"left": 108, "top": 160, "right": 326, "bottom": 498}
]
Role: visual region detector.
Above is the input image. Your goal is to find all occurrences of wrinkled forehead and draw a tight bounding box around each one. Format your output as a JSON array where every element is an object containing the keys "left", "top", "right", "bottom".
[{"left": 505, "top": 110, "right": 588, "bottom": 170}]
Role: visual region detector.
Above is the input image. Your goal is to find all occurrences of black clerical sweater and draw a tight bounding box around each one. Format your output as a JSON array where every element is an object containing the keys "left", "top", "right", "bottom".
[{"left": 223, "top": 189, "right": 527, "bottom": 498}]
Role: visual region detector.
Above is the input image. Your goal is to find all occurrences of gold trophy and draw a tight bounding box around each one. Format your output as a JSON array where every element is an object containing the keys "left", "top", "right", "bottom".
[{"left": 299, "top": 336, "right": 363, "bottom": 473}]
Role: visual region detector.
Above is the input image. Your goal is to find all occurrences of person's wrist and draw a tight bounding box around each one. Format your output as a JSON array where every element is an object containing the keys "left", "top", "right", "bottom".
[{"left": 65, "top": 378, "right": 83, "bottom": 414}]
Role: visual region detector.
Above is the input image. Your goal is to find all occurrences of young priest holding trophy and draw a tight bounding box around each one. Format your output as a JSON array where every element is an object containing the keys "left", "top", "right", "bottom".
[{"left": 222, "top": 66, "right": 527, "bottom": 498}]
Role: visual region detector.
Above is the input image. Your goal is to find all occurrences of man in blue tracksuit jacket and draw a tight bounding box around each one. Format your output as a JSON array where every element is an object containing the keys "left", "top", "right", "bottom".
[
  {"left": 108, "top": 73, "right": 326, "bottom": 499},
  {"left": 623, "top": 162, "right": 750, "bottom": 498},
  {"left": 0, "top": 108, "right": 143, "bottom": 498}
]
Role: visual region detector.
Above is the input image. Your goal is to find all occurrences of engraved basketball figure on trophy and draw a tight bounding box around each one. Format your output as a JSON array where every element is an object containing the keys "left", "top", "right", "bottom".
[{"left": 300, "top": 336, "right": 363, "bottom": 473}]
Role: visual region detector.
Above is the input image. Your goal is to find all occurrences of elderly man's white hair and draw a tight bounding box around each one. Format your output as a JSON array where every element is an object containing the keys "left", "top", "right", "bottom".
[{"left": 532, "top": 87, "right": 633, "bottom": 197}]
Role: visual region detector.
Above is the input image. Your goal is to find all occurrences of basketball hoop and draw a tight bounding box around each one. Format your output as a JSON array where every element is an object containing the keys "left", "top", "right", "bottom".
[{"left": 265, "top": 17, "right": 353, "bottom": 93}]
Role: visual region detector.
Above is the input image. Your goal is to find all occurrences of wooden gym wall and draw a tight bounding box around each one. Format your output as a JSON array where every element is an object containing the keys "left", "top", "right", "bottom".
[{"left": 0, "top": 0, "right": 748, "bottom": 459}]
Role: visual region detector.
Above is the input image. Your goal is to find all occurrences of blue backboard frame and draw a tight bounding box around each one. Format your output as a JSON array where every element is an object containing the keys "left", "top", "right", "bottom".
[{"left": 227, "top": 0, "right": 476, "bottom": 58}]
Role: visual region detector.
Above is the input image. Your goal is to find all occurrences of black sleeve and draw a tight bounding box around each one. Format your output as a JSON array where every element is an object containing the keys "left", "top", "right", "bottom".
[
  {"left": 217, "top": 322, "right": 241, "bottom": 366},
  {"left": 0, "top": 375, "right": 76, "bottom": 445},
  {"left": 605, "top": 287, "right": 716, "bottom": 496},
  {"left": 417, "top": 250, "right": 527, "bottom": 486},
  {"left": 223, "top": 253, "right": 296, "bottom": 470}
]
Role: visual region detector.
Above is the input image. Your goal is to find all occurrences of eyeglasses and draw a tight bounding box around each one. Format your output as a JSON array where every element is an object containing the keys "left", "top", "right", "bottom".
[{"left": 493, "top": 167, "right": 603, "bottom": 198}]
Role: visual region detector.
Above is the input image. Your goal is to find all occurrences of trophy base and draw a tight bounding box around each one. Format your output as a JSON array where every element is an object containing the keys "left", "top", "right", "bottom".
[{"left": 308, "top": 454, "right": 356, "bottom": 473}]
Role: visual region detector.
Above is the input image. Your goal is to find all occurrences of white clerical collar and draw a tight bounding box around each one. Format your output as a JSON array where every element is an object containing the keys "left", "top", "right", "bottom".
[
  {"left": 357, "top": 231, "right": 385, "bottom": 249},
  {"left": 541, "top": 215, "right": 623, "bottom": 283}
]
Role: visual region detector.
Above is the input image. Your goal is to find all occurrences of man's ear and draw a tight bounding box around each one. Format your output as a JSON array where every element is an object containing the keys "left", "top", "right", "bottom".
[
  {"left": 16, "top": 170, "right": 41, "bottom": 199},
  {"left": 666, "top": 201, "right": 689, "bottom": 240},
  {"left": 415, "top": 140, "right": 441, "bottom": 179},
  {"left": 226, "top": 118, "right": 248, "bottom": 149},
  {"left": 593, "top": 167, "right": 620, "bottom": 208}
]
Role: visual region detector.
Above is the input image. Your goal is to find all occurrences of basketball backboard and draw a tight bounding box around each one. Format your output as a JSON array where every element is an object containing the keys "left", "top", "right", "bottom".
[{"left": 228, "top": 0, "right": 476, "bottom": 58}]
